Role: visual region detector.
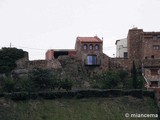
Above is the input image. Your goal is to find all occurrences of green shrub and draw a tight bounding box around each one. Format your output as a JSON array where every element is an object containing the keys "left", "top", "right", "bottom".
[
  {"left": 11, "top": 92, "right": 29, "bottom": 101},
  {"left": 143, "top": 90, "right": 155, "bottom": 99},
  {"left": 0, "top": 47, "right": 25, "bottom": 74},
  {"left": 28, "top": 68, "right": 56, "bottom": 91},
  {"left": 59, "top": 78, "right": 73, "bottom": 91},
  {"left": 101, "top": 71, "right": 120, "bottom": 89},
  {"left": 3, "top": 77, "right": 15, "bottom": 92},
  {"left": 128, "top": 89, "right": 143, "bottom": 98}
]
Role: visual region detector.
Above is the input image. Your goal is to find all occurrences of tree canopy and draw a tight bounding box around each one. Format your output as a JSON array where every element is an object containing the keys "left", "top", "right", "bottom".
[{"left": 0, "top": 47, "right": 26, "bottom": 74}]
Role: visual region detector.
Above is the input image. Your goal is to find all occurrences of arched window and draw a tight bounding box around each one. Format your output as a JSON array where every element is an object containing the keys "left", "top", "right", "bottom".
[
  {"left": 95, "top": 44, "right": 99, "bottom": 50},
  {"left": 84, "top": 44, "right": 87, "bottom": 50},
  {"left": 89, "top": 44, "right": 93, "bottom": 50}
]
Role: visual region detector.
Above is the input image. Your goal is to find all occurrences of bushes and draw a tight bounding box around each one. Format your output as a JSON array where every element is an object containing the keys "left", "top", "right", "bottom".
[
  {"left": 28, "top": 68, "right": 56, "bottom": 91},
  {"left": 3, "top": 77, "right": 15, "bottom": 92},
  {"left": 0, "top": 89, "right": 154, "bottom": 101},
  {"left": 58, "top": 78, "right": 73, "bottom": 91},
  {"left": 91, "top": 70, "right": 130, "bottom": 89},
  {"left": 0, "top": 47, "right": 25, "bottom": 74}
]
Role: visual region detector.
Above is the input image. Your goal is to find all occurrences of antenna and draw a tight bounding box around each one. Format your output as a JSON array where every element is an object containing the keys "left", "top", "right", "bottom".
[{"left": 10, "top": 42, "right": 12, "bottom": 48}]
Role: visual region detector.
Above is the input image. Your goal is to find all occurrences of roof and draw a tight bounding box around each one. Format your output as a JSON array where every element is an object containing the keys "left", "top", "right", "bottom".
[
  {"left": 115, "top": 38, "right": 127, "bottom": 45},
  {"left": 77, "top": 36, "right": 103, "bottom": 43},
  {"left": 47, "top": 49, "right": 75, "bottom": 52}
]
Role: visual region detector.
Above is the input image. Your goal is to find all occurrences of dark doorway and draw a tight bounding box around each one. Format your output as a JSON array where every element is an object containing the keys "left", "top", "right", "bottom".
[{"left": 54, "top": 51, "right": 68, "bottom": 59}]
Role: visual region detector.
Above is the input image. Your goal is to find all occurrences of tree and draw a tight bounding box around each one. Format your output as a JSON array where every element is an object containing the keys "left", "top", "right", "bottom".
[
  {"left": 0, "top": 47, "right": 25, "bottom": 74},
  {"left": 131, "top": 61, "right": 138, "bottom": 89}
]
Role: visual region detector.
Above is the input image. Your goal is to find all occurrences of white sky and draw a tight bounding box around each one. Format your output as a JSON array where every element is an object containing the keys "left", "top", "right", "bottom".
[{"left": 0, "top": 0, "right": 160, "bottom": 60}]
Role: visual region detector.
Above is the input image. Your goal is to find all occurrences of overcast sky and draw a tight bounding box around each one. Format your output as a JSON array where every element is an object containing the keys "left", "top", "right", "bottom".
[{"left": 0, "top": 0, "right": 160, "bottom": 60}]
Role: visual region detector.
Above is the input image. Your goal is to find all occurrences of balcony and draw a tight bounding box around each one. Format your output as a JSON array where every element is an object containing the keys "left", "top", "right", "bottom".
[{"left": 84, "top": 57, "right": 101, "bottom": 66}]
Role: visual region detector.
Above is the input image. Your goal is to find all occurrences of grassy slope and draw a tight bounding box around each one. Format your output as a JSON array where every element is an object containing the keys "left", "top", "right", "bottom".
[{"left": 0, "top": 96, "right": 158, "bottom": 120}]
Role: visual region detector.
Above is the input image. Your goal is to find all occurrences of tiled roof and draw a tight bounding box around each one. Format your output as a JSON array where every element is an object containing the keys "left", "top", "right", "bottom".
[{"left": 77, "top": 36, "right": 103, "bottom": 43}]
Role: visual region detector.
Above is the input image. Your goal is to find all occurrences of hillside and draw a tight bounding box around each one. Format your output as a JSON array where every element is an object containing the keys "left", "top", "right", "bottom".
[{"left": 0, "top": 96, "right": 158, "bottom": 120}]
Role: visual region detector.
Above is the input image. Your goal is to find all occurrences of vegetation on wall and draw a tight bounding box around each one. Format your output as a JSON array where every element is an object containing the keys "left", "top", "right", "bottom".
[
  {"left": 0, "top": 47, "right": 26, "bottom": 74},
  {"left": 1, "top": 68, "right": 73, "bottom": 93},
  {"left": 28, "top": 68, "right": 56, "bottom": 91}
]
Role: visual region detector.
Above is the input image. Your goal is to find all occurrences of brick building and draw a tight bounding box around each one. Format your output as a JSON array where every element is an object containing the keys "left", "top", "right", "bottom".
[
  {"left": 45, "top": 28, "right": 160, "bottom": 87},
  {"left": 75, "top": 36, "right": 103, "bottom": 65},
  {"left": 45, "top": 49, "right": 76, "bottom": 60},
  {"left": 45, "top": 36, "right": 110, "bottom": 74},
  {"left": 115, "top": 27, "right": 160, "bottom": 88}
]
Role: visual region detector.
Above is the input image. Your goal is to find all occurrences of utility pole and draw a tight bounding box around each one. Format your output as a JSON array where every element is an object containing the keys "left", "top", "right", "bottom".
[{"left": 10, "top": 42, "right": 11, "bottom": 48}]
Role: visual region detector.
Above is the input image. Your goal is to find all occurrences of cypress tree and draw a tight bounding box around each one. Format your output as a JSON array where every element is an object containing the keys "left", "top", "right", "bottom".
[{"left": 131, "top": 61, "right": 138, "bottom": 89}]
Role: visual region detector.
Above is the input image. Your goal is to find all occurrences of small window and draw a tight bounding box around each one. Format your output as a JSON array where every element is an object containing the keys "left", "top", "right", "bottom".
[
  {"left": 151, "top": 55, "right": 154, "bottom": 59},
  {"left": 153, "top": 35, "right": 158, "bottom": 40},
  {"left": 151, "top": 69, "right": 158, "bottom": 75},
  {"left": 124, "top": 52, "right": 128, "bottom": 58},
  {"left": 95, "top": 44, "right": 99, "bottom": 50},
  {"left": 84, "top": 44, "right": 87, "bottom": 50},
  {"left": 153, "top": 45, "right": 159, "bottom": 50},
  {"left": 89, "top": 44, "right": 93, "bottom": 50}
]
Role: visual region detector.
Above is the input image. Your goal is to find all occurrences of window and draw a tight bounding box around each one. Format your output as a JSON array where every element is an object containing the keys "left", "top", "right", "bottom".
[
  {"left": 153, "top": 35, "right": 158, "bottom": 40},
  {"left": 151, "top": 69, "right": 158, "bottom": 75},
  {"left": 87, "top": 55, "right": 97, "bottom": 65},
  {"left": 84, "top": 44, "right": 87, "bottom": 50},
  {"left": 124, "top": 52, "right": 128, "bottom": 58},
  {"left": 95, "top": 44, "right": 99, "bottom": 50},
  {"left": 151, "top": 55, "right": 154, "bottom": 59},
  {"left": 89, "top": 44, "right": 93, "bottom": 50},
  {"left": 153, "top": 45, "right": 159, "bottom": 50}
]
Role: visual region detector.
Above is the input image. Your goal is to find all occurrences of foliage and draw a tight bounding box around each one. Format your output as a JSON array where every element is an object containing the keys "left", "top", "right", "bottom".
[
  {"left": 0, "top": 47, "right": 25, "bottom": 74},
  {"left": 91, "top": 70, "right": 130, "bottom": 89},
  {"left": 58, "top": 78, "right": 73, "bottom": 91},
  {"left": 136, "top": 76, "right": 145, "bottom": 89},
  {"left": 118, "top": 69, "right": 128, "bottom": 87},
  {"left": 14, "top": 77, "right": 31, "bottom": 92},
  {"left": 28, "top": 68, "right": 56, "bottom": 91},
  {"left": 100, "top": 71, "right": 120, "bottom": 89},
  {"left": 0, "top": 89, "right": 155, "bottom": 101},
  {"left": 2, "top": 77, "right": 15, "bottom": 92},
  {"left": 131, "top": 61, "right": 138, "bottom": 89}
]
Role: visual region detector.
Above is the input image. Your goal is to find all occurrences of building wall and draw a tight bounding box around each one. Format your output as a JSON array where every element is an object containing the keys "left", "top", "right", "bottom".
[
  {"left": 127, "top": 28, "right": 143, "bottom": 60},
  {"left": 45, "top": 49, "right": 76, "bottom": 60},
  {"left": 115, "top": 38, "right": 127, "bottom": 58},
  {"left": 46, "top": 49, "right": 54, "bottom": 60},
  {"left": 142, "top": 32, "right": 160, "bottom": 59}
]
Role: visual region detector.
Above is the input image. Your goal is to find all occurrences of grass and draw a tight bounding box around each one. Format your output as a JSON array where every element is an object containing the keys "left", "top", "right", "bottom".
[{"left": 0, "top": 96, "right": 158, "bottom": 120}]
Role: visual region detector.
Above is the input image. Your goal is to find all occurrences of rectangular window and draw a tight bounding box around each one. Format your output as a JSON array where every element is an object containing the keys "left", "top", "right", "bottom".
[
  {"left": 87, "top": 55, "right": 97, "bottom": 65},
  {"left": 153, "top": 45, "right": 159, "bottom": 50},
  {"left": 153, "top": 35, "right": 158, "bottom": 40},
  {"left": 151, "top": 69, "right": 158, "bottom": 75},
  {"left": 124, "top": 52, "right": 128, "bottom": 58}
]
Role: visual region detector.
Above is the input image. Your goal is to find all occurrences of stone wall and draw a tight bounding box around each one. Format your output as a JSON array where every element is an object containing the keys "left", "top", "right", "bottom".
[
  {"left": 143, "top": 32, "right": 160, "bottom": 59},
  {"left": 109, "top": 58, "right": 132, "bottom": 71},
  {"left": 127, "top": 28, "right": 143, "bottom": 60}
]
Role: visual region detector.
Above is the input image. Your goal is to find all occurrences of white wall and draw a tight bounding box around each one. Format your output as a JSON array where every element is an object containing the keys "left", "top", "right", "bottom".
[{"left": 115, "top": 38, "right": 127, "bottom": 58}]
